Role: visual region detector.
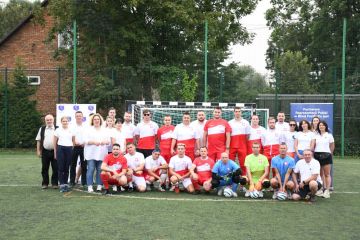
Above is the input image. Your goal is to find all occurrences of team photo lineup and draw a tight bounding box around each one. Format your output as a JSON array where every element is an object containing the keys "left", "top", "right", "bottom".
[{"left": 37, "top": 105, "right": 335, "bottom": 202}]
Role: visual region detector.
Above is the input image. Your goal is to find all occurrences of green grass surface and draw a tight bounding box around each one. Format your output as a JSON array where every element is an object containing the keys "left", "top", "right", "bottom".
[{"left": 0, "top": 152, "right": 359, "bottom": 240}]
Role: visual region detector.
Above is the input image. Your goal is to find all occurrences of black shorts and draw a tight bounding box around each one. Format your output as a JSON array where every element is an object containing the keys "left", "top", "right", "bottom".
[
  {"left": 314, "top": 152, "right": 333, "bottom": 166},
  {"left": 137, "top": 148, "right": 154, "bottom": 158},
  {"left": 298, "top": 181, "right": 322, "bottom": 199}
]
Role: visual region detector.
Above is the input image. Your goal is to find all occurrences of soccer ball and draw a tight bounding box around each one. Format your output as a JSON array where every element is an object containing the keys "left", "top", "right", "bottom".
[
  {"left": 277, "top": 191, "right": 287, "bottom": 201},
  {"left": 250, "top": 190, "right": 260, "bottom": 199},
  {"left": 223, "top": 188, "right": 233, "bottom": 198}
]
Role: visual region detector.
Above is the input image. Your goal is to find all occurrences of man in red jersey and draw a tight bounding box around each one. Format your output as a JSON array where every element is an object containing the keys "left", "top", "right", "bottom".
[
  {"left": 190, "top": 146, "right": 215, "bottom": 193},
  {"left": 203, "top": 107, "right": 231, "bottom": 161},
  {"left": 134, "top": 109, "right": 159, "bottom": 157},
  {"left": 171, "top": 112, "right": 200, "bottom": 161},
  {"left": 228, "top": 107, "right": 250, "bottom": 173},
  {"left": 157, "top": 115, "right": 175, "bottom": 163},
  {"left": 100, "top": 144, "right": 128, "bottom": 195}
]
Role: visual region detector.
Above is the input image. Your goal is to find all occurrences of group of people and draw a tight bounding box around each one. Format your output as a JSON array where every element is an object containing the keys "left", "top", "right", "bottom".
[{"left": 36, "top": 106, "right": 335, "bottom": 202}]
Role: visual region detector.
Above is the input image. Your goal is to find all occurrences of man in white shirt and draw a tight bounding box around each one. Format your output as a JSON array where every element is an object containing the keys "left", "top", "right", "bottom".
[
  {"left": 125, "top": 143, "right": 146, "bottom": 192},
  {"left": 122, "top": 112, "right": 136, "bottom": 144},
  {"left": 70, "top": 111, "right": 86, "bottom": 187},
  {"left": 35, "top": 114, "right": 58, "bottom": 189},
  {"left": 275, "top": 111, "right": 290, "bottom": 133},
  {"left": 144, "top": 149, "right": 168, "bottom": 191},
  {"left": 292, "top": 149, "right": 323, "bottom": 202},
  {"left": 190, "top": 111, "right": 207, "bottom": 147}
]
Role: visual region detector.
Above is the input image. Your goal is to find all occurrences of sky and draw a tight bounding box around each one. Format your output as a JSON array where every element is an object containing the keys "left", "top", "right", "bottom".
[
  {"left": 224, "top": 0, "right": 272, "bottom": 76},
  {"left": 1, "top": 0, "right": 272, "bottom": 76}
]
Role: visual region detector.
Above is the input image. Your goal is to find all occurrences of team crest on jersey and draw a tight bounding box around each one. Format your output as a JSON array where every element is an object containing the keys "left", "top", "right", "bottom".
[{"left": 258, "top": 159, "right": 263, "bottom": 164}]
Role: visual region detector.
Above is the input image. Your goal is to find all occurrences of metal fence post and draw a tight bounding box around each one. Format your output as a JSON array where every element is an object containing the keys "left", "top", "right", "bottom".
[{"left": 4, "top": 68, "right": 8, "bottom": 148}]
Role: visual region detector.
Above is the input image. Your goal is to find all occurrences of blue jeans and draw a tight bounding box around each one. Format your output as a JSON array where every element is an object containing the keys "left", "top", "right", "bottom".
[
  {"left": 57, "top": 145, "right": 73, "bottom": 185},
  {"left": 219, "top": 179, "right": 238, "bottom": 192},
  {"left": 295, "top": 150, "right": 304, "bottom": 163},
  {"left": 86, "top": 160, "right": 102, "bottom": 186}
]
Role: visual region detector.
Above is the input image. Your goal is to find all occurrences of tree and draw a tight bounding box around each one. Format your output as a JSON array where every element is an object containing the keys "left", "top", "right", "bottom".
[
  {"left": 0, "top": 0, "right": 38, "bottom": 40},
  {"left": 266, "top": 0, "right": 360, "bottom": 94},
  {"left": 43, "top": 0, "right": 260, "bottom": 108},
  {"left": 275, "top": 51, "right": 314, "bottom": 94},
  {"left": 210, "top": 63, "right": 272, "bottom": 103},
  {"left": 0, "top": 61, "right": 41, "bottom": 148}
]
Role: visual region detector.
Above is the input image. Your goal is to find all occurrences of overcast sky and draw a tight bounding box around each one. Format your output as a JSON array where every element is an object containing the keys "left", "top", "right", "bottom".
[{"left": 1, "top": 0, "right": 272, "bottom": 75}]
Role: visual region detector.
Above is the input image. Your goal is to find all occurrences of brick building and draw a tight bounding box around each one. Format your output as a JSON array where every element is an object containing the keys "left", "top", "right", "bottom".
[{"left": 0, "top": 0, "right": 66, "bottom": 115}]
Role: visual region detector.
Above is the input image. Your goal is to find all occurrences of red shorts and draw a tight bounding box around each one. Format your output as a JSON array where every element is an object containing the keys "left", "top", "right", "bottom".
[
  {"left": 229, "top": 147, "right": 247, "bottom": 173},
  {"left": 160, "top": 149, "right": 172, "bottom": 163},
  {"left": 208, "top": 148, "right": 225, "bottom": 162}
]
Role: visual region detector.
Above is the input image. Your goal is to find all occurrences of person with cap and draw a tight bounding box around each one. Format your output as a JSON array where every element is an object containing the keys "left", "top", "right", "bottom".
[{"left": 144, "top": 148, "right": 168, "bottom": 191}]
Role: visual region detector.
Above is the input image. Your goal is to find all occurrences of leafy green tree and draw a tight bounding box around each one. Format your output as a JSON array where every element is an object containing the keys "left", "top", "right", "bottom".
[
  {"left": 44, "top": 0, "right": 259, "bottom": 106},
  {"left": 0, "top": 61, "right": 41, "bottom": 148},
  {"left": 275, "top": 51, "right": 314, "bottom": 94},
  {"left": 0, "top": 0, "right": 38, "bottom": 39}
]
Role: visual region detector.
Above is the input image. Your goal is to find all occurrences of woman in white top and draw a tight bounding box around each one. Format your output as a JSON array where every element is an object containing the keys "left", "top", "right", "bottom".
[
  {"left": 284, "top": 119, "right": 298, "bottom": 158},
  {"left": 111, "top": 118, "right": 126, "bottom": 154},
  {"left": 105, "top": 116, "right": 116, "bottom": 153},
  {"left": 54, "top": 116, "right": 74, "bottom": 193},
  {"left": 311, "top": 116, "right": 320, "bottom": 132},
  {"left": 311, "top": 121, "right": 335, "bottom": 198},
  {"left": 84, "top": 113, "right": 110, "bottom": 193},
  {"left": 294, "top": 120, "right": 314, "bottom": 162}
]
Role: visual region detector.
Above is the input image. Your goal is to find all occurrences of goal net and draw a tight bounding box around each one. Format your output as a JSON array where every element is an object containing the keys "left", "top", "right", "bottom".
[{"left": 126, "top": 101, "right": 269, "bottom": 128}]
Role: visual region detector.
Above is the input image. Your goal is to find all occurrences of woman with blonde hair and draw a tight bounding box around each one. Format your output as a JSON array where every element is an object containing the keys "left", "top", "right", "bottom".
[{"left": 84, "top": 113, "right": 110, "bottom": 193}]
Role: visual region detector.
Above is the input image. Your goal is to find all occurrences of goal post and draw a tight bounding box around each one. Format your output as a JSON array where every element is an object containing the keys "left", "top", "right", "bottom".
[{"left": 125, "top": 100, "right": 269, "bottom": 128}]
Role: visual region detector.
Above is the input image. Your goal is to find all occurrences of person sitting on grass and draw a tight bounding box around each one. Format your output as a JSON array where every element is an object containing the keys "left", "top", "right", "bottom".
[
  {"left": 244, "top": 142, "right": 270, "bottom": 198},
  {"left": 144, "top": 148, "right": 168, "bottom": 192},
  {"left": 292, "top": 149, "right": 323, "bottom": 203},
  {"left": 100, "top": 144, "right": 128, "bottom": 195},
  {"left": 211, "top": 152, "right": 245, "bottom": 198},
  {"left": 270, "top": 143, "right": 296, "bottom": 200},
  {"left": 168, "top": 144, "right": 195, "bottom": 194}
]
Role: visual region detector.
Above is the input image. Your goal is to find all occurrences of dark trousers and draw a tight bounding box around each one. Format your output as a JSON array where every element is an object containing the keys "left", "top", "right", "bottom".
[
  {"left": 70, "top": 146, "right": 86, "bottom": 185},
  {"left": 137, "top": 148, "right": 154, "bottom": 158},
  {"left": 57, "top": 145, "right": 73, "bottom": 185},
  {"left": 41, "top": 149, "right": 58, "bottom": 186}
]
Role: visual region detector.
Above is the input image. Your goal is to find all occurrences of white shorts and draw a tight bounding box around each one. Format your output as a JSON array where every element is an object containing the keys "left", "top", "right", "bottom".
[
  {"left": 182, "top": 177, "right": 192, "bottom": 188},
  {"left": 132, "top": 175, "right": 146, "bottom": 188}
]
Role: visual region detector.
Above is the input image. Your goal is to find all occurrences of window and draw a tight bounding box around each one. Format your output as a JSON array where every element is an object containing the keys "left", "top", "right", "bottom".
[{"left": 27, "top": 76, "right": 40, "bottom": 85}]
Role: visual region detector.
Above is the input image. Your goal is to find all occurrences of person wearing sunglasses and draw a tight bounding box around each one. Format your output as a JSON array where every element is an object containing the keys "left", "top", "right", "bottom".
[
  {"left": 284, "top": 120, "right": 298, "bottom": 158},
  {"left": 134, "top": 109, "right": 159, "bottom": 158}
]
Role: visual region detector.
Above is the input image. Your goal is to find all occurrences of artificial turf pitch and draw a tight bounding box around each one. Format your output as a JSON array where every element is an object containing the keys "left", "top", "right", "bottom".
[{"left": 0, "top": 152, "right": 359, "bottom": 240}]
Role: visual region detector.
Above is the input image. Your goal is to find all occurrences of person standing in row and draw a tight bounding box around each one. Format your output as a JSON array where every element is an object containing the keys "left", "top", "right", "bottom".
[
  {"left": 122, "top": 112, "right": 136, "bottom": 144},
  {"left": 54, "top": 116, "right": 74, "bottom": 192},
  {"left": 134, "top": 109, "right": 159, "bottom": 158},
  {"left": 157, "top": 115, "right": 175, "bottom": 163},
  {"left": 247, "top": 114, "right": 266, "bottom": 154},
  {"left": 36, "top": 114, "right": 58, "bottom": 189},
  {"left": 284, "top": 119, "right": 298, "bottom": 158},
  {"left": 190, "top": 111, "right": 207, "bottom": 147},
  {"left": 203, "top": 107, "right": 231, "bottom": 161},
  {"left": 70, "top": 111, "right": 86, "bottom": 187},
  {"left": 294, "top": 120, "right": 314, "bottom": 162},
  {"left": 84, "top": 113, "right": 110, "bottom": 193}
]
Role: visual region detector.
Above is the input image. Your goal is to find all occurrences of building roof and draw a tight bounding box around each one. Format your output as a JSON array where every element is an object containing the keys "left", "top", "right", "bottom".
[{"left": 0, "top": 0, "right": 49, "bottom": 46}]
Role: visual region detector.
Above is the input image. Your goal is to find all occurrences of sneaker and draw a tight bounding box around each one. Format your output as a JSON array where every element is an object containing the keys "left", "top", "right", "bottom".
[
  {"left": 96, "top": 185, "right": 102, "bottom": 192},
  {"left": 329, "top": 187, "right": 334, "bottom": 192},
  {"left": 64, "top": 185, "right": 70, "bottom": 192},
  {"left": 232, "top": 192, "right": 238, "bottom": 198},
  {"left": 60, "top": 186, "right": 65, "bottom": 193},
  {"left": 258, "top": 191, "right": 264, "bottom": 198},
  {"left": 146, "top": 184, "right": 152, "bottom": 191},
  {"left": 305, "top": 194, "right": 311, "bottom": 200},
  {"left": 315, "top": 189, "right": 324, "bottom": 197},
  {"left": 87, "top": 186, "right": 94, "bottom": 193},
  {"left": 112, "top": 186, "right": 118, "bottom": 192},
  {"left": 272, "top": 191, "right": 278, "bottom": 200},
  {"left": 51, "top": 185, "right": 58, "bottom": 189},
  {"left": 128, "top": 186, "right": 134, "bottom": 192},
  {"left": 217, "top": 187, "right": 224, "bottom": 196},
  {"left": 238, "top": 185, "right": 247, "bottom": 192},
  {"left": 169, "top": 185, "right": 175, "bottom": 192},
  {"left": 102, "top": 189, "right": 111, "bottom": 195},
  {"left": 158, "top": 185, "right": 166, "bottom": 192},
  {"left": 42, "top": 185, "right": 48, "bottom": 189},
  {"left": 309, "top": 194, "right": 316, "bottom": 203},
  {"left": 245, "top": 190, "right": 250, "bottom": 198},
  {"left": 120, "top": 186, "right": 125, "bottom": 192},
  {"left": 287, "top": 190, "right": 293, "bottom": 200},
  {"left": 323, "top": 189, "right": 330, "bottom": 199}
]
